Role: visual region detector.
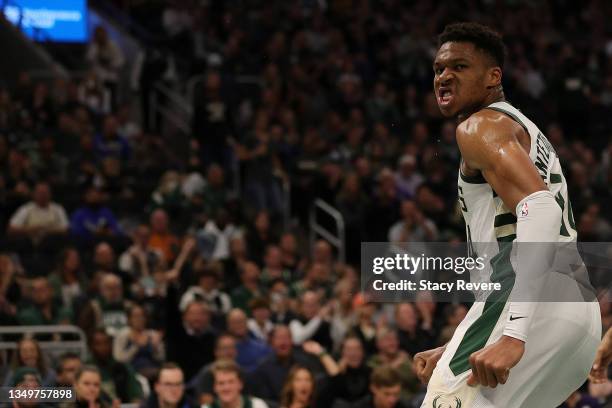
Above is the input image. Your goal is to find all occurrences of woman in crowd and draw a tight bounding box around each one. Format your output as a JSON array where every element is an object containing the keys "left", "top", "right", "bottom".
[
  {"left": 280, "top": 366, "right": 316, "bottom": 408},
  {"left": 49, "top": 247, "right": 85, "bottom": 310},
  {"left": 4, "top": 338, "right": 55, "bottom": 386},
  {"left": 60, "top": 365, "right": 116, "bottom": 408}
]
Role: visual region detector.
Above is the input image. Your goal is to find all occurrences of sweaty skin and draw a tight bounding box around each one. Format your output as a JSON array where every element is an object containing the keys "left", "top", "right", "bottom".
[{"left": 414, "top": 41, "right": 550, "bottom": 389}]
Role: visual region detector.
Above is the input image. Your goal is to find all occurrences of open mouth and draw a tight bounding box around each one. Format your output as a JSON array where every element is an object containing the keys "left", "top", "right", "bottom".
[{"left": 438, "top": 88, "right": 453, "bottom": 106}]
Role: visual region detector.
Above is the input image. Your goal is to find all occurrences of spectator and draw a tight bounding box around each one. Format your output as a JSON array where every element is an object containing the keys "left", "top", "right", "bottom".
[
  {"left": 231, "top": 262, "right": 263, "bottom": 312},
  {"left": 387, "top": 200, "right": 438, "bottom": 243},
  {"left": 279, "top": 232, "right": 301, "bottom": 273},
  {"left": 179, "top": 266, "right": 232, "bottom": 329},
  {"left": 70, "top": 187, "right": 122, "bottom": 242},
  {"left": 394, "top": 155, "right": 423, "bottom": 200},
  {"left": 118, "top": 224, "right": 162, "bottom": 283},
  {"left": 198, "top": 164, "right": 230, "bottom": 218},
  {"left": 17, "top": 277, "right": 72, "bottom": 326},
  {"left": 367, "top": 327, "right": 419, "bottom": 401},
  {"left": 329, "top": 280, "right": 357, "bottom": 352},
  {"left": 247, "top": 297, "right": 274, "bottom": 342},
  {"left": 394, "top": 303, "right": 435, "bottom": 356},
  {"left": 148, "top": 209, "right": 179, "bottom": 264},
  {"left": 354, "top": 366, "right": 408, "bottom": 408},
  {"left": 279, "top": 366, "right": 315, "bottom": 408},
  {"left": 10, "top": 366, "right": 53, "bottom": 408},
  {"left": 113, "top": 304, "right": 165, "bottom": 381},
  {"left": 88, "top": 329, "right": 143, "bottom": 403},
  {"left": 289, "top": 291, "right": 333, "bottom": 350},
  {"left": 7, "top": 181, "right": 69, "bottom": 244},
  {"left": 438, "top": 304, "right": 468, "bottom": 345},
  {"left": 4, "top": 338, "right": 55, "bottom": 387},
  {"left": 86, "top": 26, "right": 125, "bottom": 108},
  {"left": 322, "top": 336, "right": 371, "bottom": 407},
  {"left": 260, "top": 245, "right": 292, "bottom": 287},
  {"left": 226, "top": 308, "right": 271, "bottom": 372},
  {"left": 49, "top": 247, "right": 84, "bottom": 310},
  {"left": 197, "top": 209, "right": 238, "bottom": 261},
  {"left": 203, "top": 360, "right": 269, "bottom": 408},
  {"left": 78, "top": 273, "right": 132, "bottom": 337},
  {"left": 245, "top": 211, "right": 276, "bottom": 267},
  {"left": 60, "top": 365, "right": 116, "bottom": 408},
  {"left": 141, "top": 362, "right": 197, "bottom": 408},
  {"left": 0, "top": 254, "right": 22, "bottom": 325},
  {"left": 190, "top": 334, "right": 239, "bottom": 406},
  {"left": 249, "top": 326, "right": 321, "bottom": 403},
  {"left": 53, "top": 352, "right": 82, "bottom": 388}
]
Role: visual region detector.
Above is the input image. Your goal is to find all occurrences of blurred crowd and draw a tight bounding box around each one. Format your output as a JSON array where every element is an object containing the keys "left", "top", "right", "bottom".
[{"left": 2, "top": 0, "right": 612, "bottom": 407}]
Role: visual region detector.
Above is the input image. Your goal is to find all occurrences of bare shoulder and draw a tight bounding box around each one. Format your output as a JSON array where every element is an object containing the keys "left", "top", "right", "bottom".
[{"left": 456, "top": 109, "right": 526, "bottom": 169}]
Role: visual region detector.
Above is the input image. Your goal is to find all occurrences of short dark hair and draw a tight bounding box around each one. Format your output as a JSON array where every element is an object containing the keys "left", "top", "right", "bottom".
[
  {"left": 438, "top": 22, "right": 506, "bottom": 68},
  {"left": 56, "top": 352, "right": 81, "bottom": 373},
  {"left": 370, "top": 365, "right": 401, "bottom": 388}
]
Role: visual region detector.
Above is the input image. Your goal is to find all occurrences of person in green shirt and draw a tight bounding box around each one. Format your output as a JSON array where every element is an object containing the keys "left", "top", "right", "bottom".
[
  {"left": 88, "top": 329, "right": 143, "bottom": 403},
  {"left": 230, "top": 262, "right": 263, "bottom": 313},
  {"left": 17, "top": 277, "right": 72, "bottom": 325}
]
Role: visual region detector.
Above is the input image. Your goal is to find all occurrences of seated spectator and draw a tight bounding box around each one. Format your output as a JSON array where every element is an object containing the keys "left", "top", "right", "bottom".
[
  {"left": 70, "top": 187, "right": 122, "bottom": 242},
  {"left": 387, "top": 200, "right": 438, "bottom": 243},
  {"left": 197, "top": 209, "right": 238, "bottom": 261},
  {"left": 88, "top": 329, "right": 143, "bottom": 403},
  {"left": 49, "top": 247, "right": 84, "bottom": 310},
  {"left": 180, "top": 266, "right": 232, "bottom": 330},
  {"left": 279, "top": 366, "right": 316, "bottom": 408},
  {"left": 279, "top": 232, "right": 301, "bottom": 273},
  {"left": 289, "top": 291, "right": 333, "bottom": 350},
  {"left": 290, "top": 263, "right": 332, "bottom": 300},
  {"left": 190, "top": 334, "right": 239, "bottom": 405},
  {"left": 60, "top": 365, "right": 116, "bottom": 408},
  {"left": 245, "top": 211, "right": 276, "bottom": 267},
  {"left": 141, "top": 362, "right": 198, "bottom": 408},
  {"left": 394, "top": 155, "right": 423, "bottom": 200},
  {"left": 438, "top": 304, "right": 468, "bottom": 345},
  {"left": 118, "top": 224, "right": 162, "bottom": 283},
  {"left": 247, "top": 297, "right": 274, "bottom": 342},
  {"left": 231, "top": 262, "right": 264, "bottom": 312},
  {"left": 321, "top": 336, "right": 371, "bottom": 407},
  {"left": 260, "top": 245, "right": 292, "bottom": 287},
  {"left": 165, "top": 276, "right": 217, "bottom": 381},
  {"left": 227, "top": 308, "right": 271, "bottom": 372},
  {"left": 249, "top": 326, "right": 322, "bottom": 402},
  {"left": 367, "top": 327, "right": 419, "bottom": 401},
  {"left": 78, "top": 273, "right": 132, "bottom": 337},
  {"left": 94, "top": 114, "right": 130, "bottom": 163},
  {"left": 113, "top": 304, "right": 165, "bottom": 381},
  {"left": 17, "top": 277, "right": 72, "bottom": 326},
  {"left": 0, "top": 254, "right": 22, "bottom": 325},
  {"left": 350, "top": 299, "right": 377, "bottom": 356},
  {"left": 148, "top": 170, "right": 188, "bottom": 219},
  {"left": 7, "top": 181, "right": 69, "bottom": 244},
  {"left": 198, "top": 164, "right": 229, "bottom": 217},
  {"left": 394, "top": 303, "right": 435, "bottom": 356},
  {"left": 221, "top": 235, "right": 249, "bottom": 292},
  {"left": 329, "top": 279, "right": 357, "bottom": 352},
  {"left": 4, "top": 338, "right": 55, "bottom": 387},
  {"left": 53, "top": 352, "right": 82, "bottom": 387},
  {"left": 354, "top": 366, "right": 409, "bottom": 408},
  {"left": 148, "top": 209, "right": 179, "bottom": 264},
  {"left": 203, "top": 360, "right": 269, "bottom": 408},
  {"left": 269, "top": 279, "right": 294, "bottom": 325},
  {"left": 11, "top": 366, "right": 53, "bottom": 408}
]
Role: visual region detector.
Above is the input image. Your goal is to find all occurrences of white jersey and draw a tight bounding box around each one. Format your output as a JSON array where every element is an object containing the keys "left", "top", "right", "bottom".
[{"left": 422, "top": 102, "right": 601, "bottom": 408}]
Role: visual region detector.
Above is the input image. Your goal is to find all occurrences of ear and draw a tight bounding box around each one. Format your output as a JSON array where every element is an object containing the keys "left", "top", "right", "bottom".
[{"left": 487, "top": 66, "right": 502, "bottom": 88}]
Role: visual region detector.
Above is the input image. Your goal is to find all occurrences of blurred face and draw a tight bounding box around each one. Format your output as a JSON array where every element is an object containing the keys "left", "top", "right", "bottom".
[
  {"left": 378, "top": 332, "right": 399, "bottom": 356},
  {"left": 94, "top": 244, "right": 115, "bottom": 269},
  {"left": 433, "top": 41, "right": 499, "bottom": 118},
  {"left": 103, "top": 115, "right": 118, "bottom": 137},
  {"left": 271, "top": 327, "right": 292, "bottom": 358},
  {"left": 151, "top": 210, "right": 169, "bottom": 233},
  {"left": 280, "top": 234, "right": 297, "bottom": 254},
  {"left": 227, "top": 310, "right": 248, "bottom": 338},
  {"left": 57, "top": 358, "right": 81, "bottom": 386},
  {"left": 33, "top": 184, "right": 51, "bottom": 206},
  {"left": 75, "top": 371, "right": 101, "bottom": 402},
  {"left": 313, "top": 241, "right": 332, "bottom": 264},
  {"left": 155, "top": 368, "right": 185, "bottom": 406},
  {"left": 129, "top": 306, "right": 146, "bottom": 331},
  {"left": 100, "top": 275, "right": 122, "bottom": 303},
  {"left": 371, "top": 384, "right": 401, "bottom": 408},
  {"left": 291, "top": 369, "right": 314, "bottom": 403},
  {"left": 255, "top": 212, "right": 270, "bottom": 232},
  {"left": 91, "top": 332, "right": 112, "bottom": 360},
  {"left": 64, "top": 249, "right": 80, "bottom": 272},
  {"left": 134, "top": 225, "right": 150, "bottom": 247},
  {"left": 265, "top": 246, "right": 283, "bottom": 268},
  {"left": 183, "top": 302, "right": 210, "bottom": 333},
  {"left": 300, "top": 292, "right": 320, "bottom": 320},
  {"left": 214, "top": 371, "right": 242, "bottom": 405},
  {"left": 230, "top": 237, "right": 246, "bottom": 257},
  {"left": 241, "top": 262, "right": 260, "bottom": 283},
  {"left": 19, "top": 340, "right": 38, "bottom": 367},
  {"left": 215, "top": 336, "right": 237, "bottom": 360},
  {"left": 395, "top": 303, "right": 417, "bottom": 331},
  {"left": 342, "top": 338, "right": 364, "bottom": 368},
  {"left": 31, "top": 279, "right": 52, "bottom": 306},
  {"left": 252, "top": 306, "right": 270, "bottom": 324}
]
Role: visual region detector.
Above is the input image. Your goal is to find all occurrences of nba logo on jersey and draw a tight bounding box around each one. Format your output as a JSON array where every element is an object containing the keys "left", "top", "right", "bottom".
[{"left": 520, "top": 202, "right": 529, "bottom": 217}]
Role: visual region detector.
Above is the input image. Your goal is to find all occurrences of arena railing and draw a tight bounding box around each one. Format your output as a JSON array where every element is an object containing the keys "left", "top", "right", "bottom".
[
  {"left": 0, "top": 325, "right": 88, "bottom": 362},
  {"left": 309, "top": 199, "right": 345, "bottom": 264}
]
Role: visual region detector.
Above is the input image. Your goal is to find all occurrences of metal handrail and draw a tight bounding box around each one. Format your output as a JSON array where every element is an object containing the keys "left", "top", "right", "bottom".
[
  {"left": 309, "top": 199, "right": 345, "bottom": 264},
  {"left": 0, "top": 325, "right": 88, "bottom": 360}
]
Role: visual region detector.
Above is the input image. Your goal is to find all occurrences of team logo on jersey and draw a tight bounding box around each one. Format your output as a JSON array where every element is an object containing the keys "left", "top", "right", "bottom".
[
  {"left": 520, "top": 202, "right": 529, "bottom": 217},
  {"left": 433, "top": 395, "right": 462, "bottom": 408}
]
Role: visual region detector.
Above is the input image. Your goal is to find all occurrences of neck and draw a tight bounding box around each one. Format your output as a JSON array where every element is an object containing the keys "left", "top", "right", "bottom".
[
  {"left": 160, "top": 401, "right": 178, "bottom": 408},
  {"left": 458, "top": 90, "right": 505, "bottom": 123},
  {"left": 220, "top": 396, "right": 241, "bottom": 408}
]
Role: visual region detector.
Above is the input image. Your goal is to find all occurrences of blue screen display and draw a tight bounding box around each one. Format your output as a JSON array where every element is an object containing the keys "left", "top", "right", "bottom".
[{"left": 3, "top": 0, "right": 88, "bottom": 43}]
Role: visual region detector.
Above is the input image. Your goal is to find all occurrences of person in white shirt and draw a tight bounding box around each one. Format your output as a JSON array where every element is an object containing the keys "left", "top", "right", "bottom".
[
  {"left": 203, "top": 360, "right": 268, "bottom": 408},
  {"left": 8, "top": 182, "right": 69, "bottom": 244}
]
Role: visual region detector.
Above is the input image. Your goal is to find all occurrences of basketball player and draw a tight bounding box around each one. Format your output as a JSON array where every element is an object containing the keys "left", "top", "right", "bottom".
[{"left": 414, "top": 22, "right": 601, "bottom": 407}]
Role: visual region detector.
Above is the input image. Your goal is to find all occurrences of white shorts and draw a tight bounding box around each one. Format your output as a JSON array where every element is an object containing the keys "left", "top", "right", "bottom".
[{"left": 421, "top": 300, "right": 601, "bottom": 408}]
